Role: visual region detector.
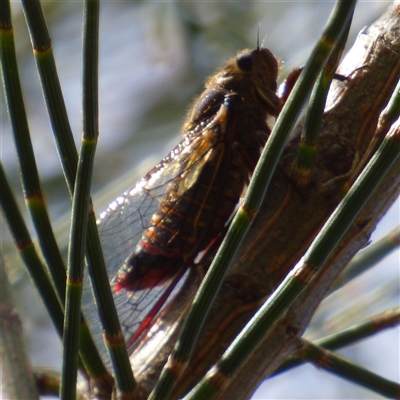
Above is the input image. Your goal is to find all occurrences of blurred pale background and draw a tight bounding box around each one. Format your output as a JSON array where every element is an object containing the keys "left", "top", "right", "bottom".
[{"left": 0, "top": 2, "right": 398, "bottom": 399}]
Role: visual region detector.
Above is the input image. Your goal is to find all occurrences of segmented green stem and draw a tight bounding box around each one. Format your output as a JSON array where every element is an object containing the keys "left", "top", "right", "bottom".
[
  {"left": 2, "top": 0, "right": 109, "bottom": 381},
  {"left": 298, "top": 339, "right": 400, "bottom": 398},
  {"left": 294, "top": 15, "right": 352, "bottom": 188},
  {"left": 61, "top": 1, "right": 99, "bottom": 396},
  {"left": 343, "top": 78, "right": 400, "bottom": 193},
  {"left": 274, "top": 308, "right": 400, "bottom": 375},
  {"left": 0, "top": 0, "right": 67, "bottom": 322},
  {"left": 0, "top": 163, "right": 64, "bottom": 341},
  {"left": 330, "top": 225, "right": 400, "bottom": 292},
  {"left": 21, "top": 0, "right": 134, "bottom": 390}
]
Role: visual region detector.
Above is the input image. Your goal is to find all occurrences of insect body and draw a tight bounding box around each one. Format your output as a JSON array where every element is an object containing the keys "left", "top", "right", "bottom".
[{"left": 98, "top": 46, "right": 280, "bottom": 347}]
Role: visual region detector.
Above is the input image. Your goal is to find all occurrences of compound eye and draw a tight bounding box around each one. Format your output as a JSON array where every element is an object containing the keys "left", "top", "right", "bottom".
[{"left": 236, "top": 52, "right": 254, "bottom": 71}]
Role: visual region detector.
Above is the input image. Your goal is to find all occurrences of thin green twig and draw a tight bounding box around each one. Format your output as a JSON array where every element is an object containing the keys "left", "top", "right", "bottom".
[
  {"left": 0, "top": 163, "right": 64, "bottom": 341},
  {"left": 61, "top": 1, "right": 100, "bottom": 395},
  {"left": 294, "top": 16, "right": 352, "bottom": 188},
  {"left": 21, "top": 0, "right": 133, "bottom": 390},
  {"left": 299, "top": 339, "right": 400, "bottom": 398},
  {"left": 330, "top": 226, "right": 400, "bottom": 293},
  {"left": 274, "top": 308, "right": 400, "bottom": 375}
]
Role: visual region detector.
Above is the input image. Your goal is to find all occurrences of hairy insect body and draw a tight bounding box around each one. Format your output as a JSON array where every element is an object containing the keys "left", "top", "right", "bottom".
[{"left": 111, "top": 49, "right": 280, "bottom": 296}]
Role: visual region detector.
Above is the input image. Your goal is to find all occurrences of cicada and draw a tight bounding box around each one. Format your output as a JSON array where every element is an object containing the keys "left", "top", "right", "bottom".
[{"left": 94, "top": 46, "right": 281, "bottom": 351}]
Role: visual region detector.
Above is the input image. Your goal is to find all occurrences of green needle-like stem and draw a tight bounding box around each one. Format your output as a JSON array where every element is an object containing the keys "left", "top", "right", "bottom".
[
  {"left": 343, "top": 79, "right": 400, "bottom": 193},
  {"left": 295, "top": 17, "right": 352, "bottom": 188},
  {"left": 330, "top": 226, "right": 400, "bottom": 293},
  {"left": 2, "top": 0, "right": 110, "bottom": 384},
  {"left": 275, "top": 308, "right": 400, "bottom": 375},
  {"left": 61, "top": 1, "right": 137, "bottom": 398},
  {"left": 20, "top": 0, "right": 134, "bottom": 391},
  {"left": 300, "top": 340, "right": 400, "bottom": 398},
  {"left": 0, "top": 163, "right": 64, "bottom": 342},
  {"left": 0, "top": 0, "right": 67, "bottom": 320},
  {"left": 61, "top": 1, "right": 101, "bottom": 397}
]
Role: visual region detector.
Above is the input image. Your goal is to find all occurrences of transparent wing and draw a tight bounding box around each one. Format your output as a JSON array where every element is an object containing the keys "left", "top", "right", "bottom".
[
  {"left": 98, "top": 130, "right": 217, "bottom": 280},
  {"left": 83, "top": 125, "right": 218, "bottom": 362}
]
